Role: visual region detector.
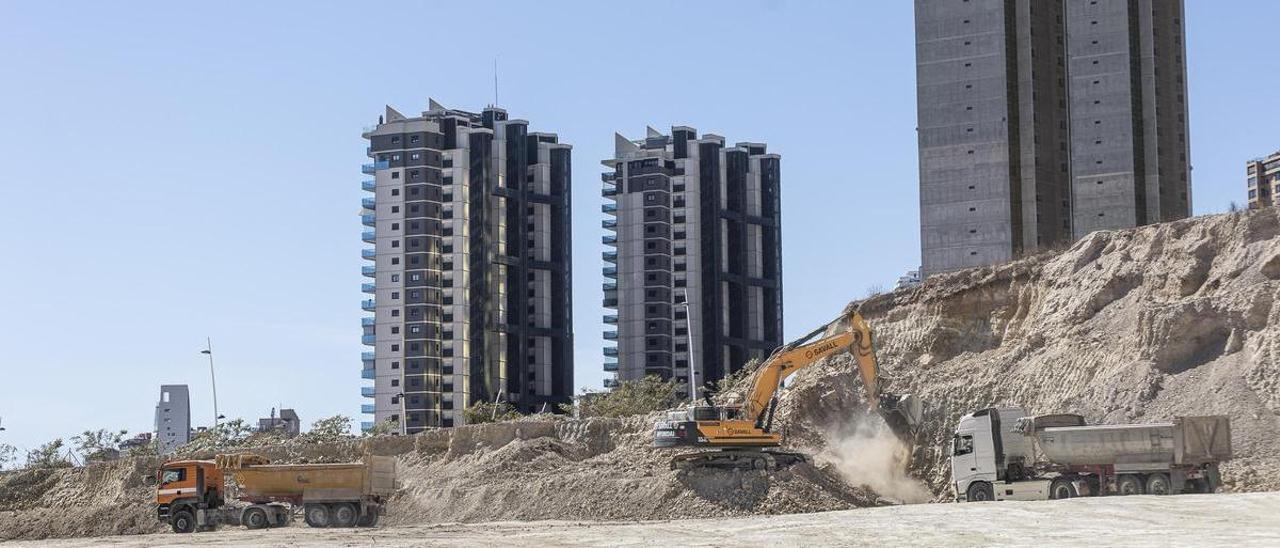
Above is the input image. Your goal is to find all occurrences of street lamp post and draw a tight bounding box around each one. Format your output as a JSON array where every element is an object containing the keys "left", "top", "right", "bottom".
[
  {"left": 394, "top": 393, "right": 407, "bottom": 436},
  {"left": 679, "top": 289, "right": 699, "bottom": 402},
  {"left": 200, "top": 338, "right": 221, "bottom": 427}
]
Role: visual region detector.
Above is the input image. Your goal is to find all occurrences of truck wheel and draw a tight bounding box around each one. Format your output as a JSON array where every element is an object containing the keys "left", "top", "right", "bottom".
[
  {"left": 304, "top": 503, "right": 330, "bottom": 528},
  {"left": 243, "top": 508, "right": 269, "bottom": 530},
  {"left": 332, "top": 503, "right": 358, "bottom": 527},
  {"left": 1145, "top": 474, "right": 1171, "bottom": 495},
  {"left": 171, "top": 510, "right": 197, "bottom": 534},
  {"left": 1117, "top": 475, "right": 1144, "bottom": 496},
  {"left": 1050, "top": 479, "right": 1076, "bottom": 500},
  {"left": 966, "top": 482, "right": 994, "bottom": 502},
  {"left": 357, "top": 510, "right": 380, "bottom": 527}
]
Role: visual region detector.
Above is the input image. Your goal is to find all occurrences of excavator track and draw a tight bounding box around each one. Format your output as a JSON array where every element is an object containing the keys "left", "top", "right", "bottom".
[{"left": 670, "top": 449, "right": 809, "bottom": 471}]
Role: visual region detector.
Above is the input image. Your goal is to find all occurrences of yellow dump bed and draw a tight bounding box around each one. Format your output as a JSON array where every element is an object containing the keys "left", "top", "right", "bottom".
[{"left": 215, "top": 454, "right": 397, "bottom": 503}]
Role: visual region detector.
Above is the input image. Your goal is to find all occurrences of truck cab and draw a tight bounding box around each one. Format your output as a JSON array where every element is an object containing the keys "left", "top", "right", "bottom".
[
  {"left": 156, "top": 460, "right": 224, "bottom": 533},
  {"left": 952, "top": 407, "right": 1035, "bottom": 501}
]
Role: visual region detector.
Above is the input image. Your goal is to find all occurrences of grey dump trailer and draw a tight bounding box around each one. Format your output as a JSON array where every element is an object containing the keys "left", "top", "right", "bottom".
[{"left": 951, "top": 407, "right": 1231, "bottom": 502}]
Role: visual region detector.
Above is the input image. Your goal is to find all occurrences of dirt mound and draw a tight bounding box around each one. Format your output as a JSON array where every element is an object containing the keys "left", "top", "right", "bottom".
[
  {"left": 0, "top": 417, "right": 883, "bottom": 541},
  {"left": 774, "top": 208, "right": 1280, "bottom": 496}
]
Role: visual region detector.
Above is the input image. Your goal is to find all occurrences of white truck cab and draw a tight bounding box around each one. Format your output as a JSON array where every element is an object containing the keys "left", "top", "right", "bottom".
[{"left": 952, "top": 407, "right": 1049, "bottom": 502}]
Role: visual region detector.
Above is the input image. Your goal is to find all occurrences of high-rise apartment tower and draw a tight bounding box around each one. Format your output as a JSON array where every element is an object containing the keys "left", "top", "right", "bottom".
[
  {"left": 601, "top": 126, "right": 783, "bottom": 393},
  {"left": 916, "top": 0, "right": 1191, "bottom": 275},
  {"left": 360, "top": 100, "right": 573, "bottom": 433}
]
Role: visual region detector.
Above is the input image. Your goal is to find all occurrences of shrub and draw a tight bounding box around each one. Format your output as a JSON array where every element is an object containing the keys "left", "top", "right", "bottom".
[
  {"left": 568, "top": 376, "right": 679, "bottom": 419},
  {"left": 462, "top": 401, "right": 521, "bottom": 424}
]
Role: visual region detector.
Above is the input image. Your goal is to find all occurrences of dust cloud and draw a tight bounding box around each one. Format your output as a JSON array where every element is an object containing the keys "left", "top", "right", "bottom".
[{"left": 818, "top": 418, "right": 932, "bottom": 504}]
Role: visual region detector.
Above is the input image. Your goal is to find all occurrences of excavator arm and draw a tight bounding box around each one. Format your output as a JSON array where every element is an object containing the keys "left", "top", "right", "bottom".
[{"left": 740, "top": 309, "right": 922, "bottom": 440}]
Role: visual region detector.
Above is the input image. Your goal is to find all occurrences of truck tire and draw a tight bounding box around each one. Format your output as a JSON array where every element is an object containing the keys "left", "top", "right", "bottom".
[
  {"left": 357, "top": 510, "right": 380, "bottom": 527},
  {"left": 1117, "top": 475, "right": 1144, "bottom": 496},
  {"left": 304, "top": 503, "right": 331, "bottom": 528},
  {"left": 1050, "top": 479, "right": 1076, "bottom": 500},
  {"left": 243, "top": 507, "right": 269, "bottom": 530},
  {"left": 171, "top": 510, "right": 197, "bottom": 534},
  {"left": 966, "top": 482, "right": 994, "bottom": 502},
  {"left": 1145, "top": 474, "right": 1171, "bottom": 495},
  {"left": 332, "top": 503, "right": 358, "bottom": 527}
]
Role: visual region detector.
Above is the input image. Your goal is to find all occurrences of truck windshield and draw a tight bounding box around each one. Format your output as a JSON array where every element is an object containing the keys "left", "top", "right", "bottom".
[
  {"left": 953, "top": 434, "right": 973, "bottom": 456},
  {"left": 161, "top": 468, "right": 185, "bottom": 484}
]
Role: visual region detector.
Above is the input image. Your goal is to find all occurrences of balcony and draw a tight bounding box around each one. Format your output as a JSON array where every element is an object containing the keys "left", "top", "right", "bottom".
[
  {"left": 602, "top": 235, "right": 617, "bottom": 246},
  {"left": 362, "top": 160, "right": 390, "bottom": 174},
  {"left": 603, "top": 331, "right": 617, "bottom": 341},
  {"left": 361, "top": 368, "right": 375, "bottom": 380},
  {"left": 362, "top": 299, "right": 376, "bottom": 311},
  {"left": 362, "top": 351, "right": 375, "bottom": 362},
  {"left": 603, "top": 266, "right": 617, "bottom": 278},
  {"left": 362, "top": 317, "right": 375, "bottom": 327},
  {"left": 361, "top": 214, "right": 376, "bottom": 226},
  {"left": 603, "top": 347, "right": 619, "bottom": 357},
  {"left": 603, "top": 281, "right": 617, "bottom": 291},
  {"left": 602, "top": 219, "right": 616, "bottom": 229},
  {"left": 362, "top": 249, "right": 376, "bottom": 260},
  {"left": 603, "top": 314, "right": 617, "bottom": 324},
  {"left": 603, "top": 378, "right": 620, "bottom": 389},
  {"left": 362, "top": 265, "right": 376, "bottom": 277},
  {"left": 602, "top": 203, "right": 617, "bottom": 215},
  {"left": 362, "top": 180, "right": 376, "bottom": 192},
  {"left": 603, "top": 250, "right": 617, "bottom": 263},
  {"left": 603, "top": 298, "right": 618, "bottom": 308},
  {"left": 361, "top": 386, "right": 376, "bottom": 397},
  {"left": 603, "top": 361, "right": 619, "bottom": 372},
  {"left": 362, "top": 230, "right": 375, "bottom": 243},
  {"left": 602, "top": 186, "right": 618, "bottom": 198},
  {"left": 362, "top": 283, "right": 376, "bottom": 294},
  {"left": 362, "top": 197, "right": 376, "bottom": 210},
  {"left": 362, "top": 334, "right": 375, "bottom": 345},
  {"left": 360, "top": 421, "right": 374, "bottom": 432},
  {"left": 361, "top": 404, "right": 376, "bottom": 414}
]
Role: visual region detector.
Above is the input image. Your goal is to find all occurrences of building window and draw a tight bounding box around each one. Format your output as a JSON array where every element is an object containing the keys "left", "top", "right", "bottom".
[
  {"left": 391, "top": 172, "right": 400, "bottom": 179},
  {"left": 391, "top": 344, "right": 399, "bottom": 351}
]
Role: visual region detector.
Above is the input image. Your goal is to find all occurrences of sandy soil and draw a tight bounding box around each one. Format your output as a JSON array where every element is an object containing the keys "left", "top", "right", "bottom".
[{"left": 6, "top": 492, "right": 1277, "bottom": 548}]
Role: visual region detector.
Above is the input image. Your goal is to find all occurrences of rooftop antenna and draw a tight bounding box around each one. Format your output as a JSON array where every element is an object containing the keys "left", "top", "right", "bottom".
[{"left": 493, "top": 57, "right": 499, "bottom": 107}]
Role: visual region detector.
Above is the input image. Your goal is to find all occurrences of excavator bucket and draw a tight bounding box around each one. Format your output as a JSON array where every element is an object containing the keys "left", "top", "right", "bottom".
[{"left": 877, "top": 393, "right": 923, "bottom": 442}]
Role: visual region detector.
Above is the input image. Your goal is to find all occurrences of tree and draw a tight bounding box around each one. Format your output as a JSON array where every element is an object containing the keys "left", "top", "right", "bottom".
[
  {"left": 300, "top": 414, "right": 352, "bottom": 443},
  {"left": 71, "top": 429, "right": 128, "bottom": 461},
  {"left": 0, "top": 443, "right": 16, "bottom": 470},
  {"left": 25, "top": 439, "right": 72, "bottom": 469},
  {"left": 362, "top": 418, "right": 401, "bottom": 437},
  {"left": 462, "top": 401, "right": 521, "bottom": 425},
  {"left": 567, "top": 376, "right": 679, "bottom": 419},
  {"left": 180, "top": 418, "right": 254, "bottom": 453},
  {"left": 1228, "top": 201, "right": 1241, "bottom": 213},
  {"left": 865, "top": 284, "right": 886, "bottom": 298},
  {"left": 712, "top": 358, "right": 763, "bottom": 398}
]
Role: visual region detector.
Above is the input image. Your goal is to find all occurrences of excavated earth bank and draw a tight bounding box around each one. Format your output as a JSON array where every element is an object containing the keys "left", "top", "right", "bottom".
[{"left": 3, "top": 209, "right": 1279, "bottom": 541}]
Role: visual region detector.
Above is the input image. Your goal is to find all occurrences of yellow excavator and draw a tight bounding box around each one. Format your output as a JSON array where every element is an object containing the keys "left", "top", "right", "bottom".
[{"left": 653, "top": 309, "right": 922, "bottom": 470}]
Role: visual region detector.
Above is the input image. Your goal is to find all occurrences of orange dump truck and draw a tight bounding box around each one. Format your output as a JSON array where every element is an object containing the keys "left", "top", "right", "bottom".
[{"left": 156, "top": 453, "right": 397, "bottom": 533}]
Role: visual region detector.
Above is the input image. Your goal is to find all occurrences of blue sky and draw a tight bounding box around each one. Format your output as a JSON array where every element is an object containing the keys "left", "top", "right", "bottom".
[{"left": 0, "top": 1, "right": 1276, "bottom": 456}]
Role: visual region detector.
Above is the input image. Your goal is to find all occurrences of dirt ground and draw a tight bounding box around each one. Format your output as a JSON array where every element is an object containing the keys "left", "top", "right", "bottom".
[{"left": 4, "top": 492, "right": 1276, "bottom": 547}]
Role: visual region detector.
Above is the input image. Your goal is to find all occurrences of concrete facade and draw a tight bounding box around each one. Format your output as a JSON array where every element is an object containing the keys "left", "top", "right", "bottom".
[
  {"left": 602, "top": 127, "right": 782, "bottom": 394},
  {"left": 361, "top": 100, "right": 573, "bottom": 432},
  {"left": 1248, "top": 151, "right": 1280, "bottom": 209},
  {"left": 916, "top": 0, "right": 1191, "bottom": 276},
  {"left": 153, "top": 385, "right": 190, "bottom": 454}
]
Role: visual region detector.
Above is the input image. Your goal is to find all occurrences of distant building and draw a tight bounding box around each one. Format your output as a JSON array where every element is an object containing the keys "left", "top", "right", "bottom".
[
  {"left": 154, "top": 385, "right": 191, "bottom": 454},
  {"left": 119, "top": 432, "right": 153, "bottom": 455},
  {"left": 1247, "top": 151, "right": 1280, "bottom": 209},
  {"left": 895, "top": 268, "right": 922, "bottom": 291},
  {"left": 360, "top": 100, "right": 575, "bottom": 432},
  {"left": 257, "top": 408, "right": 301, "bottom": 438},
  {"left": 915, "top": 0, "right": 1192, "bottom": 276},
  {"left": 602, "top": 126, "right": 783, "bottom": 393}
]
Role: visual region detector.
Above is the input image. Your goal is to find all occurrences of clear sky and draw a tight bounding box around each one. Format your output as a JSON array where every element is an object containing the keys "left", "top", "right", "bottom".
[{"left": 0, "top": 1, "right": 1276, "bottom": 457}]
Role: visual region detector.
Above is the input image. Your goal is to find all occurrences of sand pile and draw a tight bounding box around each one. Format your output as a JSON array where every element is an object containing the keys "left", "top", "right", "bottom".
[
  {"left": 772, "top": 208, "right": 1280, "bottom": 495},
  {"left": 0, "top": 416, "right": 883, "bottom": 541}
]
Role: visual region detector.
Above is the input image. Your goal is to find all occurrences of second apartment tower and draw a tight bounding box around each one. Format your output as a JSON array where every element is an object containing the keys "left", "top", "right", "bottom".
[
  {"left": 361, "top": 100, "right": 573, "bottom": 432},
  {"left": 602, "top": 127, "right": 783, "bottom": 392},
  {"left": 916, "top": 0, "right": 1192, "bottom": 275}
]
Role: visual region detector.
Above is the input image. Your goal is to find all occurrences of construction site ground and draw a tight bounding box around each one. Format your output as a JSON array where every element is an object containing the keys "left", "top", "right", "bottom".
[{"left": 4, "top": 492, "right": 1277, "bottom": 547}]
